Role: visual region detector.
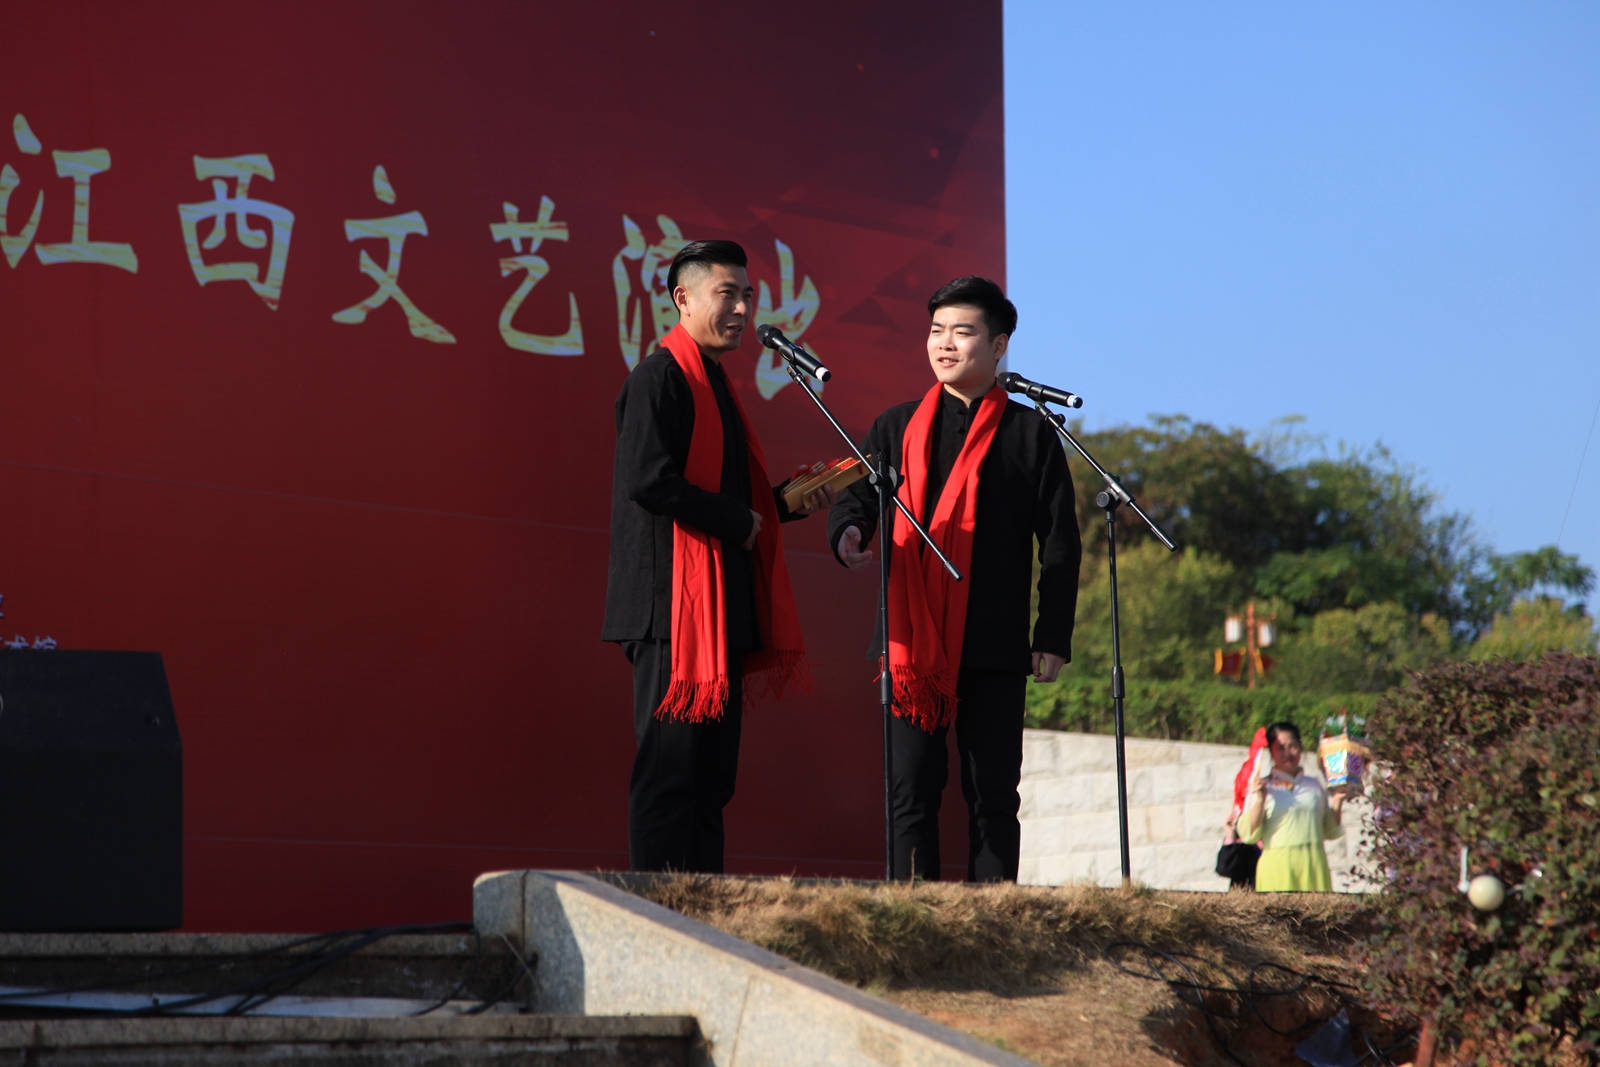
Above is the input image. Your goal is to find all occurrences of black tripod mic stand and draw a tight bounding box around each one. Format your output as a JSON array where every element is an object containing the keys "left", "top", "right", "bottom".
[
  {"left": 778, "top": 362, "right": 962, "bottom": 881},
  {"left": 1032, "top": 401, "right": 1176, "bottom": 885}
]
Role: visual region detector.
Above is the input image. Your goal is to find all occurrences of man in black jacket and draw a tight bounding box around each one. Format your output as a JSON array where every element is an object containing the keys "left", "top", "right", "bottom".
[
  {"left": 826, "top": 276, "right": 1081, "bottom": 882},
  {"left": 602, "top": 239, "right": 832, "bottom": 873}
]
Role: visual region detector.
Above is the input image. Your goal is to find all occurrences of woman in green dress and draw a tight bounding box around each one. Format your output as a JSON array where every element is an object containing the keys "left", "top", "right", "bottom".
[{"left": 1238, "top": 722, "right": 1346, "bottom": 892}]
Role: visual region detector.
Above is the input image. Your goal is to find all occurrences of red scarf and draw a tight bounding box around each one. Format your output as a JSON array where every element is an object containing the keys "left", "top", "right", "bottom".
[
  {"left": 1232, "top": 727, "right": 1270, "bottom": 817},
  {"left": 658, "top": 324, "right": 811, "bottom": 722},
  {"left": 887, "top": 383, "right": 1007, "bottom": 731}
]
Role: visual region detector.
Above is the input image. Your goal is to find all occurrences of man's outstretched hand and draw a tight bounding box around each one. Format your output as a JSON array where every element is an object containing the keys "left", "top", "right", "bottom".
[
  {"left": 837, "top": 525, "right": 874, "bottom": 570},
  {"left": 1032, "top": 652, "right": 1065, "bottom": 683}
]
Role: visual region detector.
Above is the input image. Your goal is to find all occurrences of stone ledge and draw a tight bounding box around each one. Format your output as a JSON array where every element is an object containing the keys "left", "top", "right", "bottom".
[{"left": 474, "top": 870, "right": 1038, "bottom": 1067}]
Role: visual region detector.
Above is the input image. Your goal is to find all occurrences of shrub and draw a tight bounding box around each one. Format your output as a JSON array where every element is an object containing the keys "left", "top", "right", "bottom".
[
  {"left": 1361, "top": 653, "right": 1600, "bottom": 1065},
  {"left": 1024, "top": 674, "right": 1378, "bottom": 746}
]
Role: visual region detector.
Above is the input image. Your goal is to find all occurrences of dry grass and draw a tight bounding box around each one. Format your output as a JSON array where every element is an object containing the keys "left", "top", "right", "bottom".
[
  {"left": 613, "top": 874, "right": 1368, "bottom": 993},
  {"left": 601, "top": 875, "right": 1396, "bottom": 1067}
]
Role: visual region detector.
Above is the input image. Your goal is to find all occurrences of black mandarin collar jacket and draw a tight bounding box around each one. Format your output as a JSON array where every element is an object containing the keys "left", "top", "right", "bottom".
[
  {"left": 602, "top": 348, "right": 801, "bottom": 648},
  {"left": 825, "top": 388, "right": 1082, "bottom": 674}
]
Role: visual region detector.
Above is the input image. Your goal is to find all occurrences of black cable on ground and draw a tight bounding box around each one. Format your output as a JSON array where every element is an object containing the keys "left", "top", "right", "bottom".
[
  {"left": 1106, "top": 941, "right": 1416, "bottom": 1067},
  {"left": 408, "top": 925, "right": 484, "bottom": 1017},
  {"left": 0, "top": 929, "right": 356, "bottom": 1003},
  {"left": 460, "top": 934, "right": 538, "bottom": 1016},
  {"left": 0, "top": 921, "right": 521, "bottom": 1018},
  {"left": 125, "top": 922, "right": 480, "bottom": 1018}
]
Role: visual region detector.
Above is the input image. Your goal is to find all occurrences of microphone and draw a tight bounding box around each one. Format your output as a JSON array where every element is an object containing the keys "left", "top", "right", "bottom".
[
  {"left": 755, "top": 324, "right": 832, "bottom": 383},
  {"left": 997, "top": 371, "right": 1083, "bottom": 409}
]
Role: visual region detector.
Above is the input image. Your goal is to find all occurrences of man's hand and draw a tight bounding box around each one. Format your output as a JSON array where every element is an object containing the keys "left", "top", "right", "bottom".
[
  {"left": 793, "top": 482, "right": 837, "bottom": 517},
  {"left": 837, "top": 525, "right": 873, "bottom": 570},
  {"left": 1328, "top": 787, "right": 1348, "bottom": 818},
  {"left": 1031, "top": 651, "right": 1065, "bottom": 683},
  {"left": 742, "top": 509, "right": 763, "bottom": 550}
]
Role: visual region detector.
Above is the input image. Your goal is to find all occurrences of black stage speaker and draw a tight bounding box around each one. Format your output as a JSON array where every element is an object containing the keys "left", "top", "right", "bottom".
[{"left": 0, "top": 650, "right": 182, "bottom": 931}]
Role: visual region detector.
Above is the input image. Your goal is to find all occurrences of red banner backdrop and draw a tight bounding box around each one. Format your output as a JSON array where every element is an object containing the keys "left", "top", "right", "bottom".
[{"left": 0, "top": 1, "right": 1004, "bottom": 930}]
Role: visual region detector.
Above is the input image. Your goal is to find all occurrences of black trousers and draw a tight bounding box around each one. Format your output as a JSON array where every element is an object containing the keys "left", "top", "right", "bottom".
[
  {"left": 623, "top": 639, "right": 743, "bottom": 873},
  {"left": 891, "top": 669, "right": 1027, "bottom": 882}
]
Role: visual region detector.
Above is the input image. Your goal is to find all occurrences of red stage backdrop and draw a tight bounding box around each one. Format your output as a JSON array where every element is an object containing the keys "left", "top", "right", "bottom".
[{"left": 0, "top": 1, "right": 1005, "bottom": 930}]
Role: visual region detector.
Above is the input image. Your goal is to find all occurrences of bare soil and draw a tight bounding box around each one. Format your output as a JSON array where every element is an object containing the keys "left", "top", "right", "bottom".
[{"left": 608, "top": 875, "right": 1413, "bottom": 1067}]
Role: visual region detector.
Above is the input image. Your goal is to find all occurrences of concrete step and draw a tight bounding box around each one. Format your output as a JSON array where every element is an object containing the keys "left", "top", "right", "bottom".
[
  {"left": 0, "top": 932, "right": 524, "bottom": 1009},
  {"left": 0, "top": 1016, "right": 697, "bottom": 1066}
]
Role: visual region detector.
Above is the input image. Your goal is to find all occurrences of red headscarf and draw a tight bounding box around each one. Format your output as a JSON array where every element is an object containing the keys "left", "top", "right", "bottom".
[
  {"left": 656, "top": 325, "right": 811, "bottom": 721},
  {"left": 886, "top": 383, "right": 1007, "bottom": 731}
]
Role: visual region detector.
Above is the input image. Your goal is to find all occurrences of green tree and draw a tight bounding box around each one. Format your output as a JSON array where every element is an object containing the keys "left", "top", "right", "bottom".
[
  {"left": 1060, "top": 542, "right": 1242, "bottom": 683},
  {"left": 1270, "top": 601, "right": 1452, "bottom": 693},
  {"left": 1468, "top": 597, "right": 1599, "bottom": 661},
  {"left": 1461, "top": 545, "right": 1595, "bottom": 636},
  {"left": 1041, "top": 414, "right": 1596, "bottom": 745},
  {"left": 1253, "top": 443, "right": 1476, "bottom": 630},
  {"left": 1066, "top": 418, "right": 1588, "bottom": 639},
  {"left": 1066, "top": 416, "right": 1305, "bottom": 571}
]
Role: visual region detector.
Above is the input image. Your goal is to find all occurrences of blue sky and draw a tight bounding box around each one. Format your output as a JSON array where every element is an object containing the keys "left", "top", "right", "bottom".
[{"left": 1004, "top": 2, "right": 1600, "bottom": 590}]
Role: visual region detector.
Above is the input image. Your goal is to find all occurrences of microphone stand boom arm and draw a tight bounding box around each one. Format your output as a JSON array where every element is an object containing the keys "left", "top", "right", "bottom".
[
  {"left": 1033, "top": 404, "right": 1175, "bottom": 551},
  {"left": 1033, "top": 400, "right": 1176, "bottom": 885},
  {"left": 780, "top": 361, "right": 962, "bottom": 882}
]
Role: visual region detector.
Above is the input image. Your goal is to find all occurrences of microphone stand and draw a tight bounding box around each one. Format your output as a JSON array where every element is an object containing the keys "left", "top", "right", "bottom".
[
  {"left": 780, "top": 363, "right": 962, "bottom": 882},
  {"left": 1031, "top": 401, "right": 1176, "bottom": 886}
]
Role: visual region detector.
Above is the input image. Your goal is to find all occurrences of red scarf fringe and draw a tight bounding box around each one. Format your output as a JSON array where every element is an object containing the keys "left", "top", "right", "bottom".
[
  {"left": 747, "top": 649, "right": 814, "bottom": 705},
  {"left": 657, "top": 676, "right": 731, "bottom": 725},
  {"left": 890, "top": 665, "right": 960, "bottom": 733}
]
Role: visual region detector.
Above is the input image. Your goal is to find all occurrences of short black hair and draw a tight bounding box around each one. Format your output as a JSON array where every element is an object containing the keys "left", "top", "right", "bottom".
[
  {"left": 1265, "top": 722, "right": 1302, "bottom": 748},
  {"left": 927, "top": 276, "right": 1017, "bottom": 339},
  {"left": 667, "top": 240, "right": 748, "bottom": 296}
]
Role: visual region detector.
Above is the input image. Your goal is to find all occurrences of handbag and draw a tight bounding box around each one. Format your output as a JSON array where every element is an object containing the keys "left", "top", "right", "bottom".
[{"left": 1215, "top": 841, "right": 1260, "bottom": 886}]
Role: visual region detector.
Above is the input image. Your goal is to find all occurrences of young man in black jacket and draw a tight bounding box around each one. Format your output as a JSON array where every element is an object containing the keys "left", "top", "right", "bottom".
[
  {"left": 602, "top": 240, "right": 833, "bottom": 874},
  {"left": 826, "top": 276, "right": 1081, "bottom": 882}
]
